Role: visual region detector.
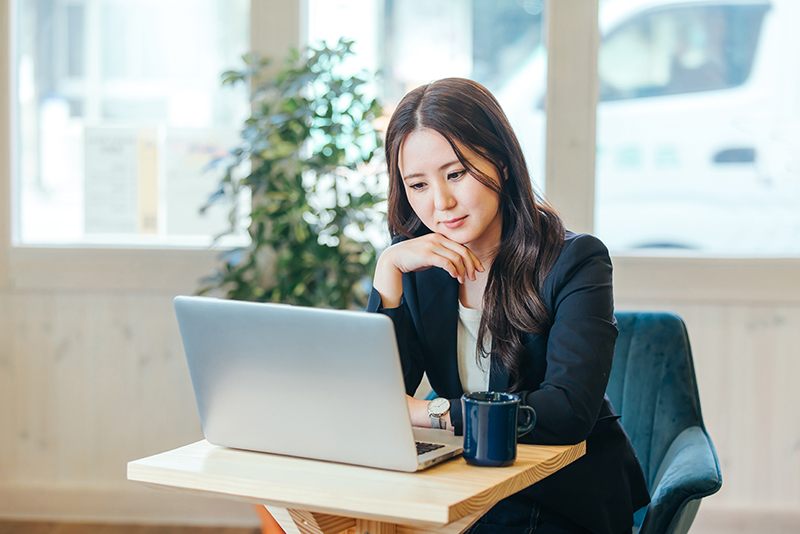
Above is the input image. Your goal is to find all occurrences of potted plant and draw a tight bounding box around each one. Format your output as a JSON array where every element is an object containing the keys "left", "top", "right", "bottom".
[{"left": 199, "top": 39, "right": 385, "bottom": 309}]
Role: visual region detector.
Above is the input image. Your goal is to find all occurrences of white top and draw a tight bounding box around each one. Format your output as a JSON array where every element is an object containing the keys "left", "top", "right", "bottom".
[{"left": 457, "top": 301, "right": 491, "bottom": 393}]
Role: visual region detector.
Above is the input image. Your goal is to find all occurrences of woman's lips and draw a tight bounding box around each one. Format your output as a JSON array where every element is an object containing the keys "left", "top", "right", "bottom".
[{"left": 441, "top": 216, "right": 467, "bottom": 229}]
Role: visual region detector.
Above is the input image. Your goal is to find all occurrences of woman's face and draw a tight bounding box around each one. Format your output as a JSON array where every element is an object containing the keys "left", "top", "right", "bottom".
[{"left": 398, "top": 128, "right": 503, "bottom": 253}]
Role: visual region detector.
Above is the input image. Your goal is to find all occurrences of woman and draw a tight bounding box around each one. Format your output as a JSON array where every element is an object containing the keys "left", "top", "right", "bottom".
[{"left": 367, "top": 78, "right": 650, "bottom": 534}]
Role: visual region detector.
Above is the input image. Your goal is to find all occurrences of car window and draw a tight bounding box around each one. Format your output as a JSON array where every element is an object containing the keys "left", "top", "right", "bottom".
[{"left": 599, "top": 4, "right": 769, "bottom": 101}]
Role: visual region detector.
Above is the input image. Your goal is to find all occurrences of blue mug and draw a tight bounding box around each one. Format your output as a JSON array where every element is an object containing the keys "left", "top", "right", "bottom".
[{"left": 461, "top": 392, "right": 536, "bottom": 467}]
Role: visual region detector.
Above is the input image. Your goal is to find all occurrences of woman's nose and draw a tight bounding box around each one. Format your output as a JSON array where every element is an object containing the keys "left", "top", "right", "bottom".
[{"left": 433, "top": 184, "right": 456, "bottom": 211}]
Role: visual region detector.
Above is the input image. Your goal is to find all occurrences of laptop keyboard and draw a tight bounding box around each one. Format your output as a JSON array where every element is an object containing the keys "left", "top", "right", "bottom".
[{"left": 416, "top": 441, "right": 445, "bottom": 455}]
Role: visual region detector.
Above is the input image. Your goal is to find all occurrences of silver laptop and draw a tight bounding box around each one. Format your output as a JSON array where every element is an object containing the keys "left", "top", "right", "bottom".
[{"left": 173, "top": 295, "right": 462, "bottom": 472}]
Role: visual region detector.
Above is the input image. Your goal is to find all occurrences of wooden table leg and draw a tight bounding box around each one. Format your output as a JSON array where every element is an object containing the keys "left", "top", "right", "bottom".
[
  {"left": 355, "top": 519, "right": 396, "bottom": 534},
  {"left": 267, "top": 506, "right": 483, "bottom": 534},
  {"left": 396, "top": 510, "right": 483, "bottom": 534},
  {"left": 267, "top": 506, "right": 356, "bottom": 534}
]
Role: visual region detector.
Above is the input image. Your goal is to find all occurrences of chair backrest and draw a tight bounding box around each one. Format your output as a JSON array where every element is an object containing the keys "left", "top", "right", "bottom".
[{"left": 606, "top": 311, "right": 706, "bottom": 490}]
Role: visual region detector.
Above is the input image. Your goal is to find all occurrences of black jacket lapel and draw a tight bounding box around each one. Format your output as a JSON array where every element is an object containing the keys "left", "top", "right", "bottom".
[{"left": 416, "top": 268, "right": 462, "bottom": 398}]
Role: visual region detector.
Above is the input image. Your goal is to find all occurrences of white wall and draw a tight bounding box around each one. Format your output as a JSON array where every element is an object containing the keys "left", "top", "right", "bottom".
[{"left": 0, "top": 283, "right": 262, "bottom": 525}]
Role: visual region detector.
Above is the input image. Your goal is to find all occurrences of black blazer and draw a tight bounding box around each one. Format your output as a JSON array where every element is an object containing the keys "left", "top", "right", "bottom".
[{"left": 367, "top": 232, "right": 650, "bottom": 534}]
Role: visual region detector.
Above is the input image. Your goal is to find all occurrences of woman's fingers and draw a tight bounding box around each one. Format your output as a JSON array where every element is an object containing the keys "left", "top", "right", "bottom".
[
  {"left": 427, "top": 245, "right": 470, "bottom": 283},
  {"left": 393, "top": 234, "right": 485, "bottom": 283},
  {"left": 375, "top": 233, "right": 488, "bottom": 308},
  {"left": 436, "top": 237, "right": 484, "bottom": 281},
  {"left": 427, "top": 235, "right": 483, "bottom": 282},
  {"left": 407, "top": 237, "right": 468, "bottom": 282}
]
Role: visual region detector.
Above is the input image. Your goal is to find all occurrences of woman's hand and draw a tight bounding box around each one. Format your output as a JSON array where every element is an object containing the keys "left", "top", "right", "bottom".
[
  {"left": 406, "top": 394, "right": 452, "bottom": 431},
  {"left": 373, "top": 234, "right": 484, "bottom": 308}
]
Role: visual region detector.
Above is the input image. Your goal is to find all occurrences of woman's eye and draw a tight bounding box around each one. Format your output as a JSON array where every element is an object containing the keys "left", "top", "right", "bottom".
[
  {"left": 408, "top": 182, "right": 426, "bottom": 191},
  {"left": 447, "top": 170, "right": 465, "bottom": 180}
]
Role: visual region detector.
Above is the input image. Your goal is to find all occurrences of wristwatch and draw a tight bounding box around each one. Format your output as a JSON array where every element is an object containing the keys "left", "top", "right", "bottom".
[{"left": 427, "top": 397, "right": 451, "bottom": 429}]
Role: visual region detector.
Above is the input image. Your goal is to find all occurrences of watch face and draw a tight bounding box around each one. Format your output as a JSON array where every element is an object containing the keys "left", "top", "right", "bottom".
[{"left": 428, "top": 397, "right": 450, "bottom": 416}]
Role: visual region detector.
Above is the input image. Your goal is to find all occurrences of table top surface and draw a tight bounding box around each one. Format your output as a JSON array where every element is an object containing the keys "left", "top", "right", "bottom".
[{"left": 127, "top": 439, "right": 585, "bottom": 526}]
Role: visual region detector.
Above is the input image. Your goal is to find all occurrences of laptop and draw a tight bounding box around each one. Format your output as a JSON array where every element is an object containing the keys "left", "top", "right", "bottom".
[{"left": 173, "top": 295, "right": 463, "bottom": 472}]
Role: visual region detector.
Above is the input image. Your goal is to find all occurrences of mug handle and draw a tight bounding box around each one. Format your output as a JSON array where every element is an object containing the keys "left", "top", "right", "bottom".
[{"left": 517, "top": 405, "right": 536, "bottom": 437}]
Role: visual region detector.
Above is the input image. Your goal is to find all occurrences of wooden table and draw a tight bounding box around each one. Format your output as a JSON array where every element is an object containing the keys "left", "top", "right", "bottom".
[{"left": 127, "top": 440, "right": 585, "bottom": 534}]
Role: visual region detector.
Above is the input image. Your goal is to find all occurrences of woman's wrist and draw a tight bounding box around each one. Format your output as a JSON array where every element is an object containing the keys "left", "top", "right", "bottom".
[
  {"left": 408, "top": 395, "right": 453, "bottom": 431},
  {"left": 373, "top": 248, "right": 404, "bottom": 308}
]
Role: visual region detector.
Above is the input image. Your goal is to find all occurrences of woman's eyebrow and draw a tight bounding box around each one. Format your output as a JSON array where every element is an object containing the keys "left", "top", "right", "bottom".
[{"left": 402, "top": 160, "right": 461, "bottom": 181}]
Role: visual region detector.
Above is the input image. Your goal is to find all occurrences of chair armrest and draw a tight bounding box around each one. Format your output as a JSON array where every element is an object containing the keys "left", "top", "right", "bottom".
[{"left": 638, "top": 426, "right": 722, "bottom": 534}]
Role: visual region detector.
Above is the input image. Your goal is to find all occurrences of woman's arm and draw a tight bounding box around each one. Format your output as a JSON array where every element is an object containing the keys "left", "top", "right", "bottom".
[
  {"left": 518, "top": 234, "right": 618, "bottom": 445},
  {"left": 372, "top": 234, "right": 484, "bottom": 308},
  {"left": 370, "top": 234, "right": 479, "bottom": 428}
]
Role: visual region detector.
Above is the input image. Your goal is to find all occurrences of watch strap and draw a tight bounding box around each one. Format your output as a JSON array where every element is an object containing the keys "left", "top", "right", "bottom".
[{"left": 429, "top": 414, "right": 445, "bottom": 429}]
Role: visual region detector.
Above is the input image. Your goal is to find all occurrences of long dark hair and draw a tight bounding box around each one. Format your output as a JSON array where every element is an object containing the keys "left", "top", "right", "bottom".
[{"left": 384, "top": 78, "right": 565, "bottom": 388}]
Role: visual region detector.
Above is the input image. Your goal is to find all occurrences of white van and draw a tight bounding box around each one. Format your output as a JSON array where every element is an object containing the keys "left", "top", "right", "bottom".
[{"left": 498, "top": 0, "right": 800, "bottom": 254}]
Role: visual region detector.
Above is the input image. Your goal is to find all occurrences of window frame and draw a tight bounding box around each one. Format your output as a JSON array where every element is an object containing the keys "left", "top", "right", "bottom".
[
  {"left": 542, "top": 0, "right": 800, "bottom": 304},
  {"left": 1, "top": 0, "right": 798, "bottom": 301},
  {"left": 0, "top": 0, "right": 303, "bottom": 292}
]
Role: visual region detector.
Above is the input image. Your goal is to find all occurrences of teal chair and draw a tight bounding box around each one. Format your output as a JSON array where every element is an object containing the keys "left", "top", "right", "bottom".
[{"left": 609, "top": 312, "right": 722, "bottom": 534}]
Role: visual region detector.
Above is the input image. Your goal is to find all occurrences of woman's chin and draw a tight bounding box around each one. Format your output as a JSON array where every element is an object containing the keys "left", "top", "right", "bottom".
[{"left": 435, "top": 230, "right": 470, "bottom": 245}]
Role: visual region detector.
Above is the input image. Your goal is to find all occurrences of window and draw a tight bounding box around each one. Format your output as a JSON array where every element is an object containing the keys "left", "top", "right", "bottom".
[
  {"left": 599, "top": 5, "right": 766, "bottom": 101},
  {"left": 593, "top": 0, "right": 800, "bottom": 255},
  {"left": 15, "top": 0, "right": 251, "bottom": 246},
  {"left": 306, "top": 0, "right": 548, "bottom": 192},
  {"left": 5, "top": 0, "right": 799, "bottom": 299}
]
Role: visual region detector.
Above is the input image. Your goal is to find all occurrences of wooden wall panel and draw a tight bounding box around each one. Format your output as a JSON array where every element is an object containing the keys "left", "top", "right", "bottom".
[
  {"left": 0, "top": 289, "right": 228, "bottom": 523},
  {"left": 1, "top": 288, "right": 799, "bottom": 528},
  {"left": 615, "top": 299, "right": 800, "bottom": 513},
  {"left": 122, "top": 294, "right": 203, "bottom": 455},
  {"left": 0, "top": 292, "right": 13, "bottom": 480},
  {"left": 50, "top": 294, "right": 92, "bottom": 482},
  {"left": 12, "top": 293, "right": 58, "bottom": 484}
]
